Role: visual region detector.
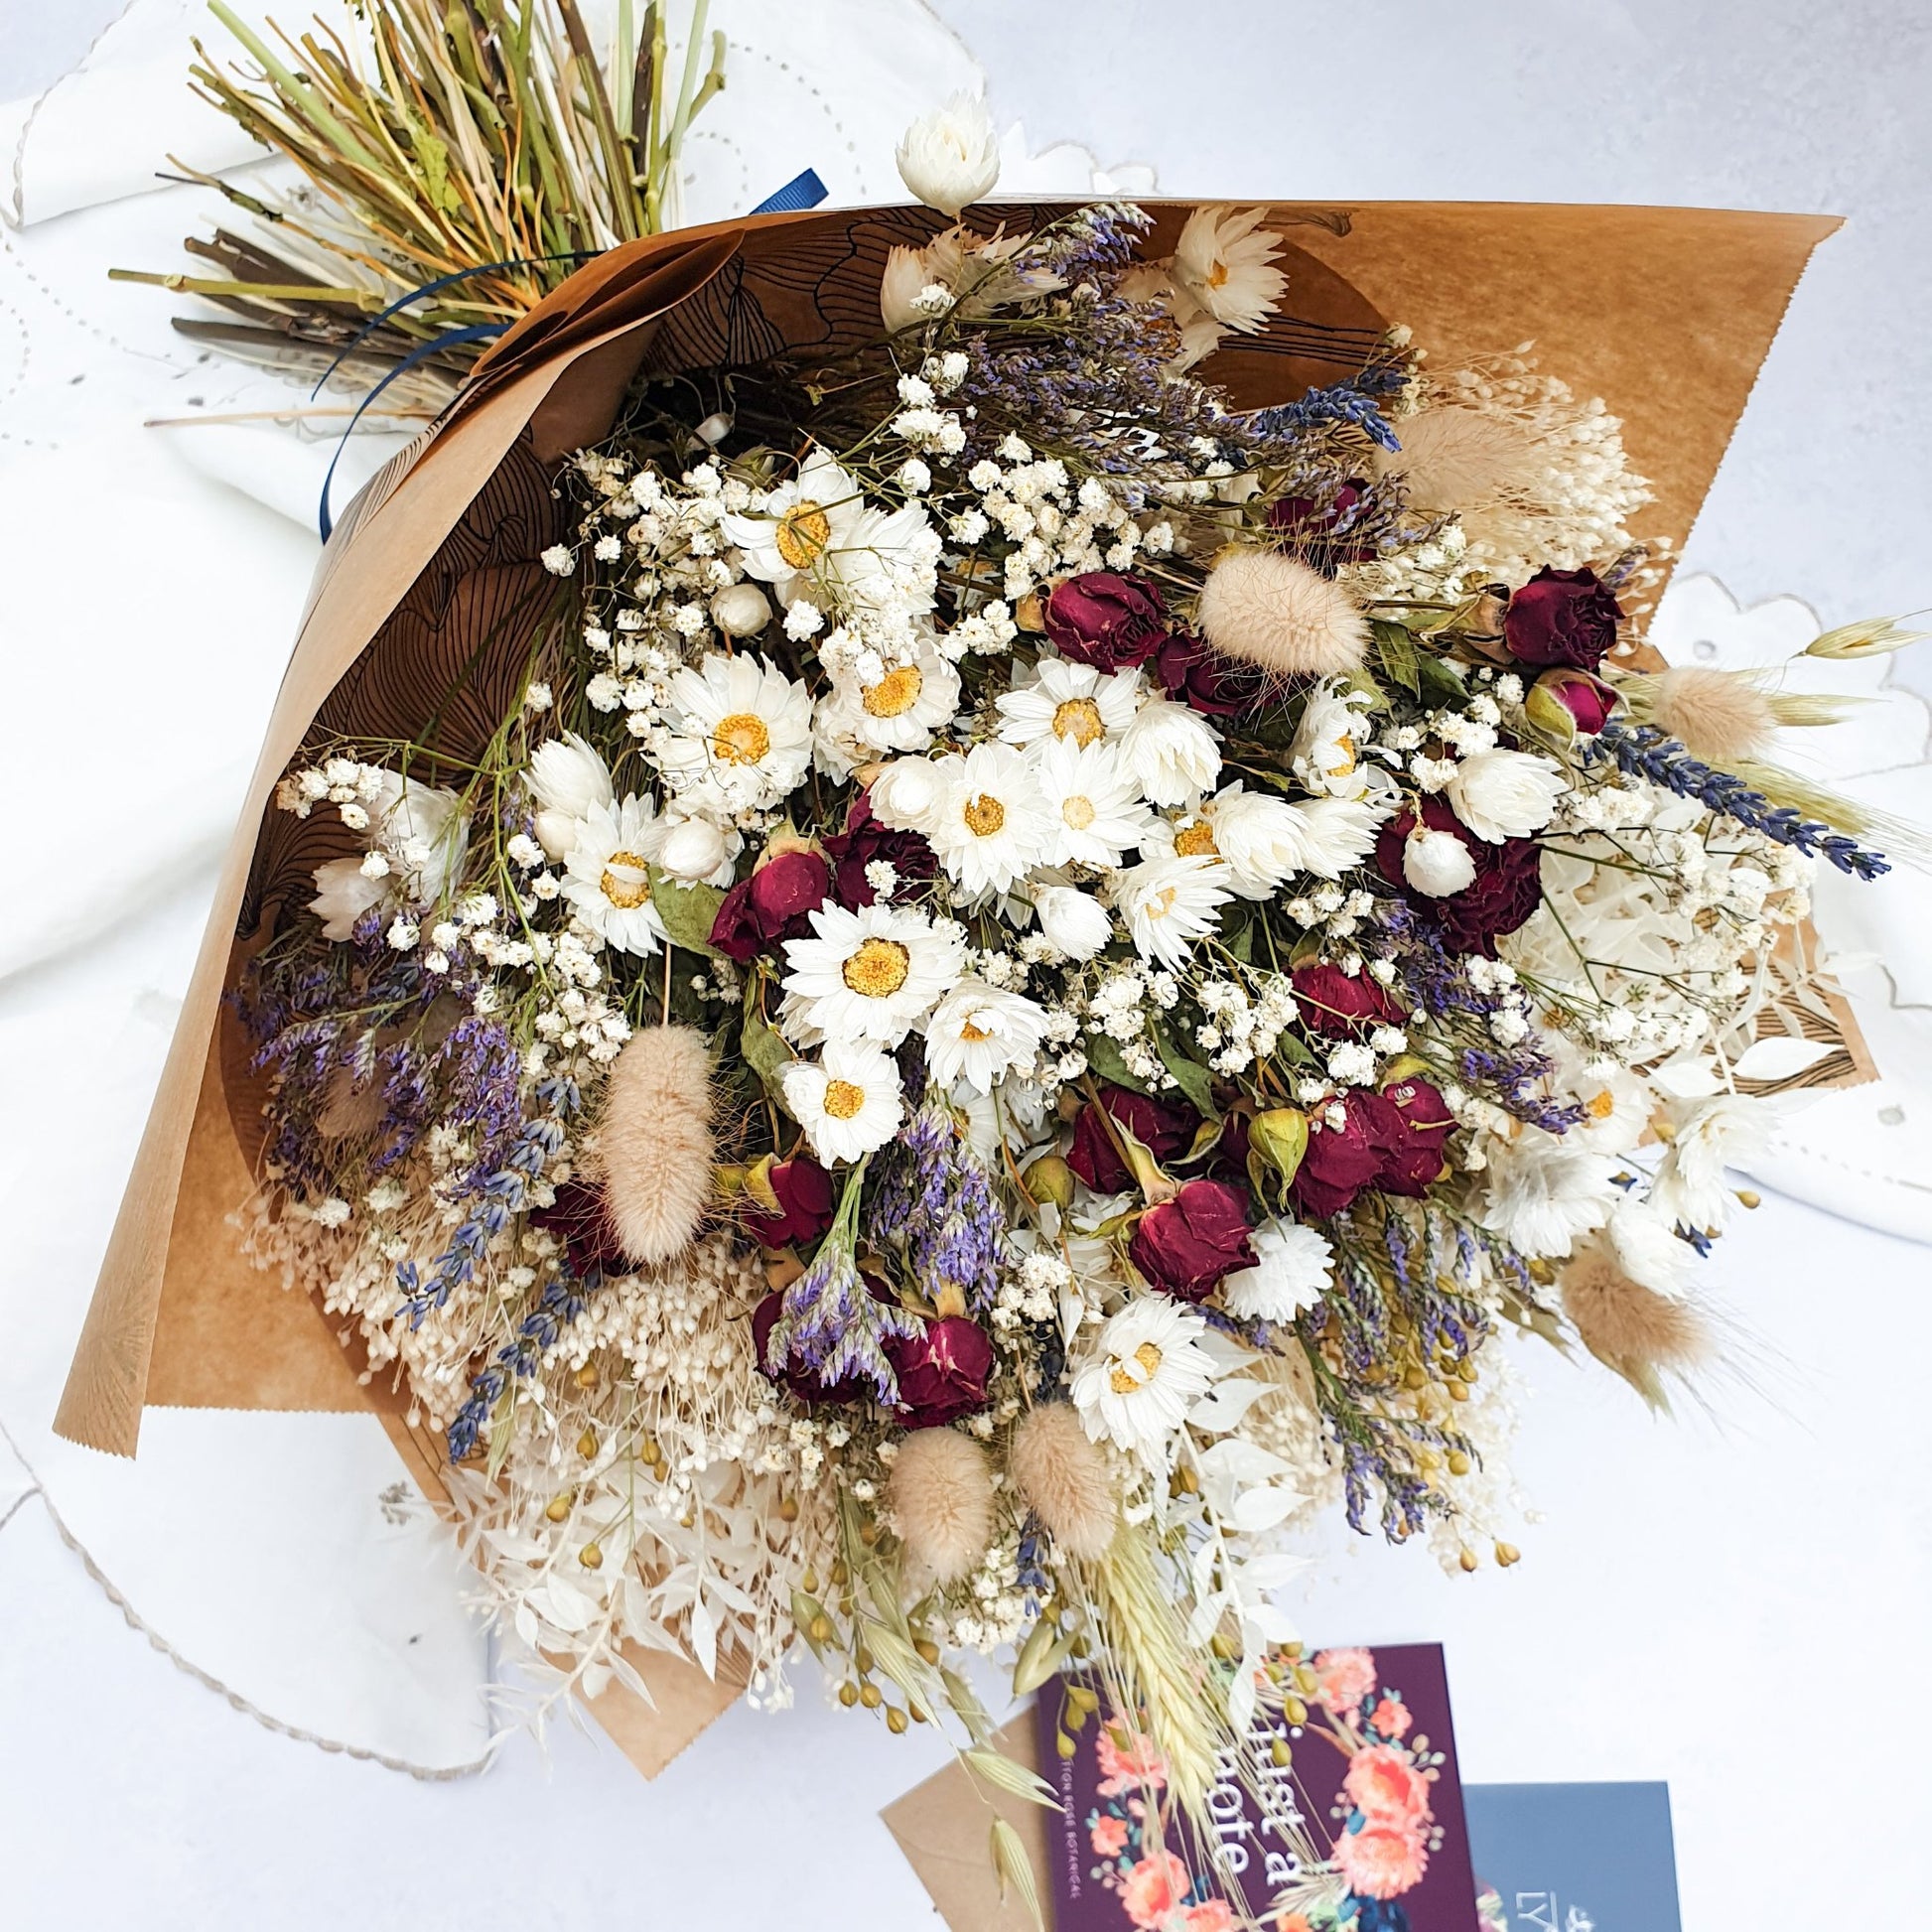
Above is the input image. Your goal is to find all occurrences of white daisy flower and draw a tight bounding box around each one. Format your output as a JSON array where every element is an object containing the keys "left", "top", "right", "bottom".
[
  {"left": 819, "top": 637, "right": 961, "bottom": 755},
  {"left": 924, "top": 977, "right": 1050, "bottom": 1094},
  {"left": 526, "top": 732, "right": 613, "bottom": 861},
  {"left": 1170, "top": 205, "right": 1288, "bottom": 334},
  {"left": 1034, "top": 736, "right": 1157, "bottom": 869},
  {"left": 560, "top": 795, "right": 670, "bottom": 956},
  {"left": 927, "top": 742, "right": 1054, "bottom": 897},
  {"left": 1119, "top": 695, "right": 1222, "bottom": 807},
  {"left": 656, "top": 652, "right": 813, "bottom": 815},
  {"left": 1291, "top": 680, "right": 1374, "bottom": 799},
  {"left": 1116, "top": 853, "right": 1232, "bottom": 968},
  {"left": 780, "top": 900, "right": 965, "bottom": 1047},
  {"left": 1220, "top": 1219, "right": 1334, "bottom": 1322},
  {"left": 783, "top": 1041, "right": 905, "bottom": 1166},
  {"left": 1071, "top": 1294, "right": 1220, "bottom": 1460},
  {"left": 721, "top": 448, "right": 939, "bottom": 617},
  {"left": 995, "top": 657, "right": 1145, "bottom": 752}
]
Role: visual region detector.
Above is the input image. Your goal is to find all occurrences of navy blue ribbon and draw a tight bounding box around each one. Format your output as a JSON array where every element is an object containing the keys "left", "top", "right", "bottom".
[{"left": 316, "top": 171, "right": 828, "bottom": 542}]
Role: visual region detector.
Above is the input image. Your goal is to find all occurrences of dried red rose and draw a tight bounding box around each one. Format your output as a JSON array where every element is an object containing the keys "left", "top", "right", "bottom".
[
  {"left": 1042, "top": 571, "right": 1170, "bottom": 673},
  {"left": 889, "top": 1313, "right": 994, "bottom": 1427},
  {"left": 1503, "top": 566, "right": 1622, "bottom": 671},
  {"left": 1375, "top": 796, "right": 1544, "bottom": 956},
  {"left": 742, "top": 1154, "right": 837, "bottom": 1250},
  {"left": 1129, "top": 1177, "right": 1258, "bottom": 1303},
  {"left": 1065, "top": 1081, "right": 1203, "bottom": 1194},
  {"left": 1291, "top": 962, "right": 1405, "bottom": 1036},
  {"left": 709, "top": 848, "right": 831, "bottom": 961}
]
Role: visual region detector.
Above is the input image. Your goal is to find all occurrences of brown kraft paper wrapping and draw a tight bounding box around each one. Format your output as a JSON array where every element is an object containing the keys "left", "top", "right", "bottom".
[{"left": 54, "top": 200, "right": 1845, "bottom": 1779}]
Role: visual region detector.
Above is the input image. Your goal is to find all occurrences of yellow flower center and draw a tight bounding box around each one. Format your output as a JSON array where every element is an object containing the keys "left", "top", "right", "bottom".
[
  {"left": 842, "top": 936, "right": 911, "bottom": 999},
  {"left": 1173, "top": 820, "right": 1219, "bottom": 859},
  {"left": 1586, "top": 1087, "right": 1617, "bottom": 1120},
  {"left": 1061, "top": 794, "right": 1097, "bottom": 831},
  {"left": 712, "top": 712, "right": 772, "bottom": 765},
  {"left": 1326, "top": 734, "right": 1357, "bottom": 776},
  {"left": 963, "top": 792, "right": 1007, "bottom": 837},
  {"left": 822, "top": 1079, "right": 867, "bottom": 1121},
  {"left": 1109, "top": 1339, "right": 1164, "bottom": 1395},
  {"left": 1147, "top": 885, "right": 1179, "bottom": 920},
  {"left": 959, "top": 1019, "right": 994, "bottom": 1042},
  {"left": 864, "top": 664, "right": 924, "bottom": 718},
  {"left": 773, "top": 500, "right": 832, "bottom": 570},
  {"left": 599, "top": 850, "right": 652, "bottom": 909},
  {"left": 1051, "top": 696, "right": 1105, "bottom": 747},
  {"left": 1206, "top": 259, "right": 1231, "bottom": 290}
]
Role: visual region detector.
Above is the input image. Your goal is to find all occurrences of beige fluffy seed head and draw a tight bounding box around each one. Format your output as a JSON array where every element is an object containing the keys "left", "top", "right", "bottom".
[
  {"left": 1008, "top": 1403, "right": 1117, "bottom": 1561},
  {"left": 1651, "top": 666, "right": 1776, "bottom": 762},
  {"left": 1371, "top": 404, "right": 1540, "bottom": 510},
  {"left": 1561, "top": 1249, "right": 1712, "bottom": 1380},
  {"left": 598, "top": 1025, "right": 715, "bottom": 1266},
  {"left": 1194, "top": 548, "right": 1369, "bottom": 679},
  {"left": 888, "top": 1428, "right": 995, "bottom": 1585}
]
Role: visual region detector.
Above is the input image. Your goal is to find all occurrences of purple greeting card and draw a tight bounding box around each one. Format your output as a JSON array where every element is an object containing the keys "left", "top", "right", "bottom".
[{"left": 1035, "top": 1643, "right": 1479, "bottom": 1932}]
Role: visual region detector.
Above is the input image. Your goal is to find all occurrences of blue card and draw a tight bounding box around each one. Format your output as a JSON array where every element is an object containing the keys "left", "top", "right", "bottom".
[{"left": 1463, "top": 1783, "right": 1681, "bottom": 1932}]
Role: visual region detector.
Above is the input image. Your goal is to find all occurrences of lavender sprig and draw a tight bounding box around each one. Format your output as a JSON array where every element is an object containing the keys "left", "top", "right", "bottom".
[{"left": 1590, "top": 721, "right": 1889, "bottom": 879}]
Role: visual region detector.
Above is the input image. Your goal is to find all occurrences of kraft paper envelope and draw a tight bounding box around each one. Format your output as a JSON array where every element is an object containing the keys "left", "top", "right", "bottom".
[{"left": 54, "top": 199, "right": 1853, "bottom": 1777}]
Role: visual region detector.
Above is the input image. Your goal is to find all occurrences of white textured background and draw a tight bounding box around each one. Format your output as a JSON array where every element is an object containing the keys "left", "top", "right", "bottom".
[{"left": 2, "top": 5, "right": 1928, "bottom": 1930}]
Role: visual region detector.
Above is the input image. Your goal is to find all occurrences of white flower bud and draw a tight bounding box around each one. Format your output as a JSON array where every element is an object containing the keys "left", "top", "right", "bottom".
[
  {"left": 658, "top": 815, "right": 731, "bottom": 883},
  {"left": 895, "top": 94, "right": 1000, "bottom": 218},
  {"left": 867, "top": 756, "right": 951, "bottom": 833},
  {"left": 709, "top": 581, "right": 772, "bottom": 637},
  {"left": 1034, "top": 886, "right": 1112, "bottom": 961},
  {"left": 1402, "top": 824, "right": 1477, "bottom": 897}
]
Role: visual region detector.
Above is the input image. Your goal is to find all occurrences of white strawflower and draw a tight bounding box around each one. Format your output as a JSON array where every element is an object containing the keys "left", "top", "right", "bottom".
[
  {"left": 1170, "top": 204, "right": 1288, "bottom": 333},
  {"left": 868, "top": 754, "right": 955, "bottom": 834},
  {"left": 657, "top": 651, "right": 814, "bottom": 815},
  {"left": 1290, "top": 680, "right": 1373, "bottom": 799},
  {"left": 895, "top": 94, "right": 1001, "bottom": 219},
  {"left": 1117, "top": 853, "right": 1232, "bottom": 969},
  {"left": 528, "top": 733, "right": 617, "bottom": 860},
  {"left": 1445, "top": 747, "right": 1566, "bottom": 843},
  {"left": 1034, "top": 885, "right": 1112, "bottom": 960},
  {"left": 308, "top": 775, "right": 469, "bottom": 940},
  {"left": 780, "top": 900, "right": 965, "bottom": 1047},
  {"left": 1604, "top": 1195, "right": 1694, "bottom": 1298},
  {"left": 924, "top": 978, "right": 1051, "bottom": 1094},
  {"left": 1293, "top": 796, "right": 1387, "bottom": 880},
  {"left": 1035, "top": 737, "right": 1157, "bottom": 869},
  {"left": 784, "top": 1041, "right": 904, "bottom": 1166},
  {"left": 1071, "top": 1295, "right": 1219, "bottom": 1460},
  {"left": 1647, "top": 1095, "right": 1765, "bottom": 1233},
  {"left": 995, "top": 657, "right": 1145, "bottom": 752},
  {"left": 1119, "top": 696, "right": 1221, "bottom": 806},
  {"left": 1401, "top": 823, "right": 1478, "bottom": 897},
  {"left": 1220, "top": 1218, "right": 1334, "bottom": 1321},
  {"left": 560, "top": 795, "right": 669, "bottom": 956},
  {"left": 1477, "top": 1132, "right": 1614, "bottom": 1257},
  {"left": 1183, "top": 782, "right": 1311, "bottom": 899},
  {"left": 928, "top": 742, "right": 1054, "bottom": 897}
]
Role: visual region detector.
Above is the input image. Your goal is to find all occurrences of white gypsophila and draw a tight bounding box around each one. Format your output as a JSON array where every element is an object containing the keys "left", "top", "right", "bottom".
[
  {"left": 995, "top": 656, "right": 1146, "bottom": 752},
  {"left": 1401, "top": 822, "right": 1479, "bottom": 897},
  {"left": 1476, "top": 1131, "right": 1615, "bottom": 1257},
  {"left": 895, "top": 93, "right": 1000, "bottom": 218},
  {"left": 1033, "top": 735, "right": 1157, "bottom": 869},
  {"left": 1220, "top": 1218, "right": 1336, "bottom": 1322},
  {"left": 1170, "top": 204, "right": 1289, "bottom": 334},
  {"left": 779, "top": 899, "right": 965, "bottom": 1047},
  {"left": 818, "top": 636, "right": 960, "bottom": 756},
  {"left": 924, "top": 977, "right": 1051, "bottom": 1094},
  {"left": 783, "top": 1040, "right": 905, "bottom": 1166},
  {"left": 1033, "top": 884, "right": 1113, "bottom": 961},
  {"left": 1290, "top": 679, "right": 1375, "bottom": 799},
  {"left": 866, "top": 753, "right": 955, "bottom": 835},
  {"left": 1116, "top": 853, "right": 1233, "bottom": 969},
  {"left": 1070, "top": 1294, "right": 1220, "bottom": 1460},
  {"left": 1445, "top": 747, "right": 1567, "bottom": 843},
  {"left": 1119, "top": 695, "right": 1222, "bottom": 807},
  {"left": 560, "top": 794, "right": 670, "bottom": 956},
  {"left": 927, "top": 742, "right": 1055, "bottom": 897},
  {"left": 721, "top": 449, "right": 939, "bottom": 619},
  {"left": 309, "top": 775, "right": 470, "bottom": 941},
  {"left": 527, "top": 732, "right": 615, "bottom": 860},
  {"left": 655, "top": 652, "right": 813, "bottom": 815}
]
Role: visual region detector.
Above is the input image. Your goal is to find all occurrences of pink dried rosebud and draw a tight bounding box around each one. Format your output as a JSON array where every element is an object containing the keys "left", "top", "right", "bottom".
[{"left": 1525, "top": 666, "right": 1619, "bottom": 738}]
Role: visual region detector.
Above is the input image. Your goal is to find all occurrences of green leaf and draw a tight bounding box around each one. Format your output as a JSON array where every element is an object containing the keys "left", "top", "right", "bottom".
[
  {"left": 739, "top": 1008, "right": 795, "bottom": 1112},
  {"left": 966, "top": 1747, "right": 1063, "bottom": 1811},
  {"left": 646, "top": 866, "right": 725, "bottom": 957},
  {"left": 1224, "top": 918, "right": 1256, "bottom": 965},
  {"left": 1370, "top": 620, "right": 1422, "bottom": 697},
  {"left": 1415, "top": 650, "right": 1469, "bottom": 708},
  {"left": 990, "top": 1817, "right": 1046, "bottom": 1931},
  {"left": 1154, "top": 1026, "right": 1219, "bottom": 1120},
  {"left": 1083, "top": 1033, "right": 1150, "bottom": 1095}
]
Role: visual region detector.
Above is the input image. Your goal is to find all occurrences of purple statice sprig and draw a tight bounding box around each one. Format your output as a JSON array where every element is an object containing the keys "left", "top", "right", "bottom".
[
  {"left": 1590, "top": 721, "right": 1889, "bottom": 880},
  {"left": 864, "top": 1102, "right": 1007, "bottom": 1315},
  {"left": 761, "top": 1159, "right": 918, "bottom": 1405}
]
